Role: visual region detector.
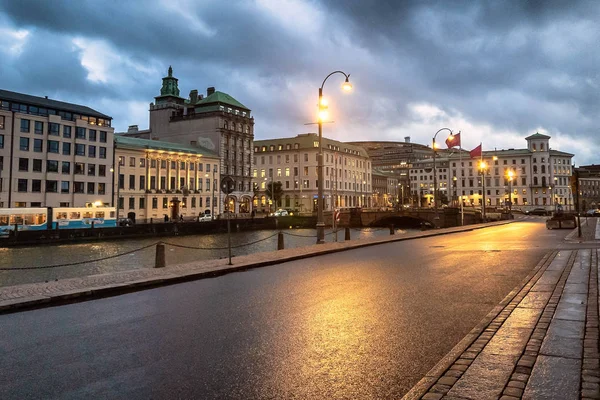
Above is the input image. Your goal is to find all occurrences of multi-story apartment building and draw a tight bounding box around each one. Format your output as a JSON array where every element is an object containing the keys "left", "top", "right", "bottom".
[
  {"left": 122, "top": 67, "right": 254, "bottom": 214},
  {"left": 573, "top": 164, "right": 600, "bottom": 211},
  {"left": 0, "top": 89, "right": 114, "bottom": 208},
  {"left": 114, "top": 135, "right": 220, "bottom": 221},
  {"left": 253, "top": 133, "right": 371, "bottom": 212},
  {"left": 409, "top": 133, "right": 574, "bottom": 210},
  {"left": 372, "top": 168, "right": 399, "bottom": 208}
]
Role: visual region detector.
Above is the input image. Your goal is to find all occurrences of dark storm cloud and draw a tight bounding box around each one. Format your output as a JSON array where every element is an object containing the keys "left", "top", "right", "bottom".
[{"left": 0, "top": 0, "right": 598, "bottom": 163}]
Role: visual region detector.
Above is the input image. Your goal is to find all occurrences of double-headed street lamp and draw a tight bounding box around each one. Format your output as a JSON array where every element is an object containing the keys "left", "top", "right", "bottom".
[
  {"left": 316, "top": 71, "right": 352, "bottom": 244},
  {"left": 432, "top": 128, "right": 453, "bottom": 220}
]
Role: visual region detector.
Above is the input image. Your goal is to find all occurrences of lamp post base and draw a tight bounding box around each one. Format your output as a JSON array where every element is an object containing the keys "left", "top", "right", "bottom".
[{"left": 316, "top": 223, "right": 325, "bottom": 244}]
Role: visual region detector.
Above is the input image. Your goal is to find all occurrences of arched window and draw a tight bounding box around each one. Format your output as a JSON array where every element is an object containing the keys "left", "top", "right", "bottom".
[
  {"left": 533, "top": 165, "right": 538, "bottom": 173},
  {"left": 541, "top": 165, "right": 546, "bottom": 173},
  {"left": 224, "top": 121, "right": 228, "bottom": 130},
  {"left": 534, "top": 177, "right": 539, "bottom": 185},
  {"left": 541, "top": 176, "right": 547, "bottom": 187}
]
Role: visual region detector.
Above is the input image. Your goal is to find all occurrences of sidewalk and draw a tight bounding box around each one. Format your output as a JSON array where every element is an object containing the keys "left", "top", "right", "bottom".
[
  {"left": 0, "top": 221, "right": 511, "bottom": 314},
  {"left": 404, "top": 248, "right": 600, "bottom": 400}
]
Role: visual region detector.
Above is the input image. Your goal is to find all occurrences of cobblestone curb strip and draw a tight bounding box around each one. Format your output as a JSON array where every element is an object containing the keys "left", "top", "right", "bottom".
[
  {"left": 404, "top": 249, "right": 600, "bottom": 400},
  {"left": 0, "top": 221, "right": 512, "bottom": 314}
]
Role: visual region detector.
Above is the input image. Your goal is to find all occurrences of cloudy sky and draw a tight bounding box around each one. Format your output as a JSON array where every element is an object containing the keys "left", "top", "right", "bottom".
[{"left": 1, "top": 0, "right": 598, "bottom": 164}]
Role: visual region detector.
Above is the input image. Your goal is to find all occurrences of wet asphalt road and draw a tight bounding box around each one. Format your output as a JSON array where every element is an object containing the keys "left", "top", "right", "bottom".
[{"left": 0, "top": 220, "right": 573, "bottom": 399}]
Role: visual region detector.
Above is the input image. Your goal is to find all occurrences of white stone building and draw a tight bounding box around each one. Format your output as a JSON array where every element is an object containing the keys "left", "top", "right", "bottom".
[
  {"left": 409, "top": 133, "right": 574, "bottom": 210},
  {"left": 253, "top": 133, "right": 372, "bottom": 212}
]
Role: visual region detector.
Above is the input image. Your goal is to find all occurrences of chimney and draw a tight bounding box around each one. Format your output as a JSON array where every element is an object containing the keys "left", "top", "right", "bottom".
[
  {"left": 404, "top": 136, "right": 410, "bottom": 143},
  {"left": 189, "top": 89, "right": 198, "bottom": 103},
  {"left": 127, "top": 125, "right": 139, "bottom": 133},
  {"left": 44, "top": 96, "right": 48, "bottom": 99},
  {"left": 207, "top": 87, "right": 215, "bottom": 96}
]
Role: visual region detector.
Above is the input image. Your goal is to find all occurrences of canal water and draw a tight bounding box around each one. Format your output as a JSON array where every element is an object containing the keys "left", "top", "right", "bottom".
[{"left": 0, "top": 228, "right": 413, "bottom": 288}]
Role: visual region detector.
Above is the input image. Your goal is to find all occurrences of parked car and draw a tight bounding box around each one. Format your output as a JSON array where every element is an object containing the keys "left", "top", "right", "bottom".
[
  {"left": 274, "top": 209, "right": 289, "bottom": 217},
  {"left": 198, "top": 214, "right": 213, "bottom": 222},
  {"left": 525, "top": 208, "right": 550, "bottom": 216},
  {"left": 118, "top": 218, "right": 134, "bottom": 227},
  {"left": 586, "top": 209, "right": 600, "bottom": 217}
]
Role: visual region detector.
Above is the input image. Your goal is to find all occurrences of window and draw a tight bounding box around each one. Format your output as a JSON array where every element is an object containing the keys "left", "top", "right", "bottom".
[
  {"left": 161, "top": 160, "right": 166, "bottom": 169},
  {"left": 61, "top": 181, "right": 69, "bottom": 194},
  {"left": 63, "top": 125, "right": 72, "bottom": 138},
  {"left": 139, "top": 158, "right": 146, "bottom": 168},
  {"left": 62, "top": 161, "right": 70, "bottom": 174},
  {"left": 20, "top": 119, "right": 30, "bottom": 133},
  {"left": 87, "top": 164, "right": 95, "bottom": 176},
  {"left": 89, "top": 129, "right": 97, "bottom": 141},
  {"left": 47, "top": 160, "right": 59, "bottom": 173},
  {"left": 18, "top": 158, "right": 28, "bottom": 171},
  {"left": 74, "top": 182, "right": 85, "bottom": 193},
  {"left": 99, "top": 165, "right": 106, "bottom": 177},
  {"left": 33, "top": 159, "right": 42, "bottom": 172},
  {"left": 87, "top": 182, "right": 95, "bottom": 194},
  {"left": 0, "top": 135, "right": 3, "bottom": 148},
  {"left": 76, "top": 127, "right": 86, "bottom": 139},
  {"left": 46, "top": 180, "right": 58, "bottom": 193},
  {"left": 17, "top": 179, "right": 27, "bottom": 192},
  {"left": 76, "top": 144, "right": 85, "bottom": 156},
  {"left": 129, "top": 175, "right": 135, "bottom": 189},
  {"left": 75, "top": 162, "right": 85, "bottom": 174},
  {"left": 35, "top": 121, "right": 44, "bottom": 134},
  {"left": 119, "top": 174, "right": 125, "bottom": 190},
  {"left": 60, "top": 142, "right": 70, "bottom": 155},
  {"left": 139, "top": 175, "right": 146, "bottom": 190},
  {"left": 19, "top": 137, "right": 29, "bottom": 151},
  {"left": 86, "top": 145, "right": 96, "bottom": 158},
  {"left": 0, "top": 116, "right": 4, "bottom": 129},
  {"left": 32, "top": 180, "right": 41, "bottom": 192},
  {"left": 47, "top": 140, "right": 59, "bottom": 153},
  {"left": 99, "top": 131, "right": 107, "bottom": 142},
  {"left": 98, "top": 183, "right": 105, "bottom": 195},
  {"left": 99, "top": 147, "right": 106, "bottom": 159},
  {"left": 162, "top": 198, "right": 168, "bottom": 208},
  {"left": 49, "top": 123, "right": 60, "bottom": 136}
]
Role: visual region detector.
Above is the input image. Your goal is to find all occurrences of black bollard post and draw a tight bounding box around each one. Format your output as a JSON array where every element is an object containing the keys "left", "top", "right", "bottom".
[
  {"left": 150, "top": 218, "right": 153, "bottom": 224},
  {"left": 277, "top": 232, "right": 284, "bottom": 250},
  {"left": 389, "top": 224, "right": 394, "bottom": 235},
  {"left": 155, "top": 243, "right": 166, "bottom": 268},
  {"left": 345, "top": 227, "right": 351, "bottom": 241},
  {"left": 91, "top": 221, "right": 94, "bottom": 229}
]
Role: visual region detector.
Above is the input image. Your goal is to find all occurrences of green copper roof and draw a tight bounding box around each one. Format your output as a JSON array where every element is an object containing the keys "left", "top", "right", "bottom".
[
  {"left": 525, "top": 132, "right": 551, "bottom": 140},
  {"left": 195, "top": 91, "right": 249, "bottom": 111},
  {"left": 156, "top": 65, "right": 183, "bottom": 99},
  {"left": 115, "top": 135, "right": 219, "bottom": 158}
]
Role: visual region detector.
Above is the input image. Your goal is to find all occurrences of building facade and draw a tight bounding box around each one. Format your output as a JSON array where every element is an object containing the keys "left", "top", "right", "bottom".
[
  {"left": 573, "top": 164, "right": 600, "bottom": 211},
  {"left": 0, "top": 89, "right": 114, "bottom": 208},
  {"left": 372, "top": 168, "right": 399, "bottom": 208},
  {"left": 122, "top": 67, "right": 254, "bottom": 214},
  {"left": 253, "top": 134, "right": 372, "bottom": 213},
  {"left": 409, "top": 133, "right": 574, "bottom": 210},
  {"left": 113, "top": 136, "right": 220, "bottom": 222}
]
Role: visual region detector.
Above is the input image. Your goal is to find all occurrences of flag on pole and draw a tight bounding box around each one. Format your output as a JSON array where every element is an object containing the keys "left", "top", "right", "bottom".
[
  {"left": 470, "top": 143, "right": 482, "bottom": 159},
  {"left": 445, "top": 132, "right": 461, "bottom": 148}
]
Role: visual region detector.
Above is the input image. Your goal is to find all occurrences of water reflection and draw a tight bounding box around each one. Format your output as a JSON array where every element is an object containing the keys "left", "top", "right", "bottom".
[{"left": 0, "top": 228, "right": 409, "bottom": 287}]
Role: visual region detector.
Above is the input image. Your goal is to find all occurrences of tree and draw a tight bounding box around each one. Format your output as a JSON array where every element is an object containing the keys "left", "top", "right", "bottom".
[{"left": 265, "top": 181, "right": 284, "bottom": 207}]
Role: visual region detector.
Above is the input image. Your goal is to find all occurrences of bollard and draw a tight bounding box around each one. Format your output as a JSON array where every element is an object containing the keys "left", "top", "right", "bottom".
[
  {"left": 389, "top": 224, "right": 394, "bottom": 235},
  {"left": 150, "top": 218, "right": 153, "bottom": 224},
  {"left": 91, "top": 221, "right": 94, "bottom": 229},
  {"left": 155, "top": 243, "right": 166, "bottom": 268},
  {"left": 277, "top": 232, "right": 284, "bottom": 250},
  {"left": 345, "top": 227, "right": 351, "bottom": 241}
]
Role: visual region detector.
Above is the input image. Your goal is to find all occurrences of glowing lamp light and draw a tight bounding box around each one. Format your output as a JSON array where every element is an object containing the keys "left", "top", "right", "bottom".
[
  {"left": 318, "top": 109, "right": 329, "bottom": 122},
  {"left": 342, "top": 77, "right": 352, "bottom": 91}
]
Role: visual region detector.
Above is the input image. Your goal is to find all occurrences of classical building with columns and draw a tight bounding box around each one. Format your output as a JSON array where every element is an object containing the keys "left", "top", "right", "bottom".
[
  {"left": 409, "top": 133, "right": 574, "bottom": 210},
  {"left": 121, "top": 67, "right": 254, "bottom": 214},
  {"left": 114, "top": 135, "right": 220, "bottom": 222}
]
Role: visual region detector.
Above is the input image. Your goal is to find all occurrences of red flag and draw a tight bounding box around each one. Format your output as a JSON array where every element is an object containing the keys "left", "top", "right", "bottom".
[
  {"left": 445, "top": 132, "right": 461, "bottom": 148},
  {"left": 470, "top": 144, "right": 482, "bottom": 159}
]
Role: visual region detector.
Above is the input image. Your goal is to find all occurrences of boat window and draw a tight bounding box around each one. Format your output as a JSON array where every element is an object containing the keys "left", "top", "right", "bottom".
[
  {"left": 95, "top": 212, "right": 105, "bottom": 218},
  {"left": 24, "top": 214, "right": 36, "bottom": 225},
  {"left": 69, "top": 212, "right": 81, "bottom": 219},
  {"left": 110, "top": 211, "right": 116, "bottom": 218},
  {"left": 83, "top": 211, "right": 93, "bottom": 218},
  {"left": 56, "top": 212, "right": 68, "bottom": 220},
  {"left": 10, "top": 215, "right": 24, "bottom": 225},
  {"left": 0, "top": 216, "right": 8, "bottom": 226}
]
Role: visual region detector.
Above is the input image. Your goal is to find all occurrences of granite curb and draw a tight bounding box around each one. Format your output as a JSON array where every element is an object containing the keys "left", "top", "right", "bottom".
[
  {"left": 402, "top": 250, "right": 557, "bottom": 400},
  {"left": 0, "top": 221, "right": 512, "bottom": 314}
]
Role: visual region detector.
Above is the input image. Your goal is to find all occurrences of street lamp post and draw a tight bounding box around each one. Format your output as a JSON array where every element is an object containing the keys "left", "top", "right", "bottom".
[
  {"left": 110, "top": 159, "right": 122, "bottom": 220},
  {"left": 316, "top": 71, "right": 352, "bottom": 244},
  {"left": 507, "top": 170, "right": 514, "bottom": 219},
  {"left": 479, "top": 160, "right": 488, "bottom": 220},
  {"left": 206, "top": 172, "right": 216, "bottom": 219},
  {"left": 432, "top": 128, "right": 453, "bottom": 221}
]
